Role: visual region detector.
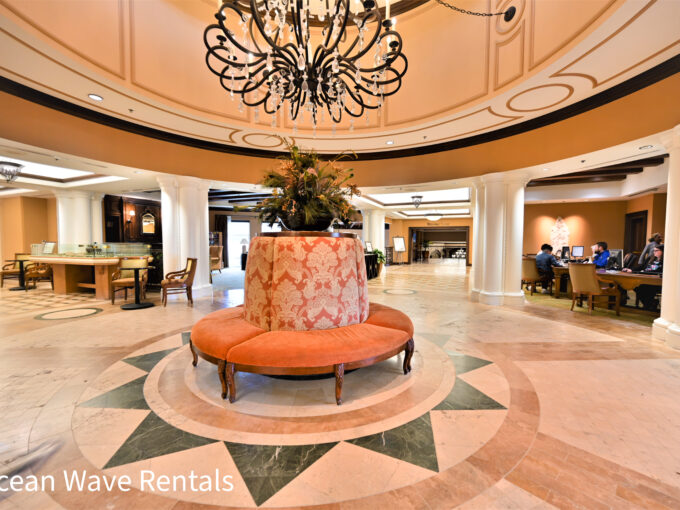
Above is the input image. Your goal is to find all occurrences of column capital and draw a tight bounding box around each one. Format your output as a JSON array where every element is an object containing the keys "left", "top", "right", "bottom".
[
  {"left": 90, "top": 192, "right": 105, "bottom": 202},
  {"left": 660, "top": 125, "right": 680, "bottom": 151},
  {"left": 156, "top": 174, "right": 178, "bottom": 191},
  {"left": 175, "top": 175, "right": 212, "bottom": 191}
]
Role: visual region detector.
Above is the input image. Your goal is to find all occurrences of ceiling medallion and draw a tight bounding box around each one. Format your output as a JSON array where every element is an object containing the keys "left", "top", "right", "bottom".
[
  {"left": 0, "top": 161, "right": 23, "bottom": 183},
  {"left": 204, "top": 0, "right": 407, "bottom": 131}
]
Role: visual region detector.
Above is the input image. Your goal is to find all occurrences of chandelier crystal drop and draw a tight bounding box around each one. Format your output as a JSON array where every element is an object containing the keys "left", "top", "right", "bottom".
[
  {"left": 204, "top": 0, "right": 408, "bottom": 126},
  {"left": 0, "top": 161, "right": 23, "bottom": 183}
]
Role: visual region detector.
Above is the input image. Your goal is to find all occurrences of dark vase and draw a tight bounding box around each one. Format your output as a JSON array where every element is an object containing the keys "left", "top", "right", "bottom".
[{"left": 279, "top": 214, "right": 334, "bottom": 231}]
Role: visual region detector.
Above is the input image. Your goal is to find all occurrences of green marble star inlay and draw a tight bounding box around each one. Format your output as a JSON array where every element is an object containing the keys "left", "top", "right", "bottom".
[
  {"left": 348, "top": 414, "right": 439, "bottom": 472},
  {"left": 104, "top": 412, "right": 217, "bottom": 469},
  {"left": 447, "top": 353, "right": 493, "bottom": 375},
  {"left": 79, "top": 376, "right": 150, "bottom": 410},
  {"left": 122, "top": 348, "right": 178, "bottom": 372},
  {"left": 433, "top": 377, "right": 506, "bottom": 411},
  {"left": 224, "top": 441, "right": 337, "bottom": 506}
]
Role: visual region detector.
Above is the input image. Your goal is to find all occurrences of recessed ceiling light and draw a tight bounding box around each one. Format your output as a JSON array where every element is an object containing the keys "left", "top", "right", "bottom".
[
  {"left": 543, "top": 168, "right": 549, "bottom": 172},
  {"left": 386, "top": 140, "right": 394, "bottom": 145},
  {"left": 639, "top": 145, "right": 654, "bottom": 150},
  {"left": 88, "top": 93, "right": 103, "bottom": 101},
  {"left": 133, "top": 170, "right": 142, "bottom": 174}
]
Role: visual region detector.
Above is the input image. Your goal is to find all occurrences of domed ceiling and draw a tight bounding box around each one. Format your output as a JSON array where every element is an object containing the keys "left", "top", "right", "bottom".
[{"left": 0, "top": 0, "right": 678, "bottom": 156}]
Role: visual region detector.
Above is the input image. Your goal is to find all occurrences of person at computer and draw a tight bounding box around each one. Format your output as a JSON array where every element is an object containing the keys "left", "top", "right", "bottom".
[
  {"left": 638, "top": 233, "right": 663, "bottom": 266},
  {"left": 535, "top": 243, "right": 560, "bottom": 293},
  {"left": 591, "top": 242, "right": 610, "bottom": 268},
  {"left": 623, "top": 244, "right": 663, "bottom": 310}
]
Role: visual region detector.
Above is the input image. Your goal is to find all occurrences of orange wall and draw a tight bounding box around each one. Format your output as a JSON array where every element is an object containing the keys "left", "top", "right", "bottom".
[
  {"left": 626, "top": 194, "right": 654, "bottom": 240},
  {"left": 46, "top": 197, "right": 58, "bottom": 242},
  {"left": 651, "top": 193, "right": 667, "bottom": 239},
  {"left": 0, "top": 196, "right": 51, "bottom": 262},
  {"left": 1, "top": 197, "right": 24, "bottom": 262},
  {"left": 523, "top": 201, "right": 628, "bottom": 254}
]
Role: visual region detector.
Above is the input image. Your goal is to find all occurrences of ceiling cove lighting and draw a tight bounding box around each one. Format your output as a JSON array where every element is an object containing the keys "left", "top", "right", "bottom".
[
  {"left": 88, "top": 93, "right": 103, "bottom": 101},
  {"left": 204, "top": 0, "right": 407, "bottom": 129},
  {"left": 0, "top": 161, "right": 23, "bottom": 183}
]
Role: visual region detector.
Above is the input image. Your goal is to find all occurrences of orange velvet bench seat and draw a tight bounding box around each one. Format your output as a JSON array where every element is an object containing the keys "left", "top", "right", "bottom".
[{"left": 189, "top": 302, "right": 414, "bottom": 405}]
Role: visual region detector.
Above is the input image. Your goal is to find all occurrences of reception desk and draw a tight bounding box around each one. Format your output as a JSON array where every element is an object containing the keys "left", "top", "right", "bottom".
[{"left": 29, "top": 256, "right": 120, "bottom": 300}]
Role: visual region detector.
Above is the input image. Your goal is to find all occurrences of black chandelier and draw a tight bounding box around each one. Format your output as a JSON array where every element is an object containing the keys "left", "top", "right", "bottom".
[{"left": 203, "top": 0, "right": 407, "bottom": 130}]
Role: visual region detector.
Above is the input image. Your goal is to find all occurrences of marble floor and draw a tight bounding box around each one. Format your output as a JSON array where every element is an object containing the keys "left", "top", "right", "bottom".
[{"left": 1, "top": 260, "right": 679, "bottom": 509}]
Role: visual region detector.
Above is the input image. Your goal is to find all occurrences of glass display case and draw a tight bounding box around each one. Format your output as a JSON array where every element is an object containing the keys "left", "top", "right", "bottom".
[{"left": 31, "top": 242, "right": 152, "bottom": 258}]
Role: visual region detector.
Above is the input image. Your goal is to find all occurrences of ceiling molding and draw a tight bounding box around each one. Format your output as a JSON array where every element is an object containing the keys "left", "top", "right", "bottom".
[{"left": 0, "top": 54, "right": 679, "bottom": 162}]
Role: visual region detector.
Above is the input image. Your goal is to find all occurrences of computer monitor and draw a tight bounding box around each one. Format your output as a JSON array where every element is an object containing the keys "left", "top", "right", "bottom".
[
  {"left": 561, "top": 246, "right": 570, "bottom": 260},
  {"left": 571, "top": 245, "right": 584, "bottom": 258},
  {"left": 608, "top": 249, "right": 623, "bottom": 269}
]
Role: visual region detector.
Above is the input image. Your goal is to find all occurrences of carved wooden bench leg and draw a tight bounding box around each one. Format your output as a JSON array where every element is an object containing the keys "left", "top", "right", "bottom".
[
  {"left": 217, "top": 360, "right": 227, "bottom": 400},
  {"left": 403, "top": 338, "right": 414, "bottom": 374},
  {"left": 189, "top": 339, "right": 198, "bottom": 367},
  {"left": 334, "top": 363, "right": 344, "bottom": 405},
  {"left": 226, "top": 362, "right": 236, "bottom": 403}
]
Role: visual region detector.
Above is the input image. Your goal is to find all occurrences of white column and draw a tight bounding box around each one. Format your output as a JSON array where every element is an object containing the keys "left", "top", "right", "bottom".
[
  {"left": 361, "top": 209, "right": 373, "bottom": 248},
  {"left": 470, "top": 182, "right": 484, "bottom": 302},
  {"left": 54, "top": 190, "right": 93, "bottom": 247},
  {"left": 502, "top": 178, "right": 527, "bottom": 305},
  {"left": 653, "top": 125, "right": 680, "bottom": 348},
  {"left": 370, "top": 210, "right": 386, "bottom": 253},
  {"left": 90, "top": 193, "right": 104, "bottom": 244},
  {"left": 158, "top": 175, "right": 181, "bottom": 278},
  {"left": 479, "top": 177, "right": 505, "bottom": 305},
  {"left": 177, "top": 176, "right": 211, "bottom": 290}
]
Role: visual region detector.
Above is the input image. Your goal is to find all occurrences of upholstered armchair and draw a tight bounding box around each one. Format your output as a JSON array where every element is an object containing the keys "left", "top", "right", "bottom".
[
  {"left": 161, "top": 258, "right": 197, "bottom": 306},
  {"left": 24, "top": 263, "right": 53, "bottom": 290},
  {"left": 0, "top": 253, "right": 30, "bottom": 288},
  {"left": 521, "top": 258, "right": 552, "bottom": 295},
  {"left": 568, "top": 263, "right": 620, "bottom": 315},
  {"left": 210, "top": 246, "right": 223, "bottom": 272},
  {"left": 111, "top": 257, "right": 150, "bottom": 304}
]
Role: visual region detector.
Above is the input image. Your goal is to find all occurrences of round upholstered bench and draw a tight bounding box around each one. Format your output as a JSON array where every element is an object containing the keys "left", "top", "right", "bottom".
[{"left": 189, "top": 232, "right": 414, "bottom": 405}]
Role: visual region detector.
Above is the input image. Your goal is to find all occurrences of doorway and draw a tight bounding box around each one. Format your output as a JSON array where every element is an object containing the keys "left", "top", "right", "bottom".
[
  {"left": 407, "top": 227, "right": 470, "bottom": 265},
  {"left": 227, "top": 220, "right": 250, "bottom": 268},
  {"left": 624, "top": 211, "right": 648, "bottom": 255}
]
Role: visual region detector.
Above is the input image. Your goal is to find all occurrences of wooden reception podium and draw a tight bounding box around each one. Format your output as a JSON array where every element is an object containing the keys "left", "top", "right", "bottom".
[{"left": 29, "top": 256, "right": 120, "bottom": 300}]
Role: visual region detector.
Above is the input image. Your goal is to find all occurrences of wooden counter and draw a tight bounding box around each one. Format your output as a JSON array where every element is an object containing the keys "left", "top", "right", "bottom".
[{"left": 29, "top": 256, "right": 120, "bottom": 300}]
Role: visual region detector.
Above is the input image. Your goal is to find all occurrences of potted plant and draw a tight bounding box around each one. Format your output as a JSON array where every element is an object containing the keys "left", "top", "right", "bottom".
[
  {"left": 255, "top": 143, "right": 360, "bottom": 231},
  {"left": 372, "top": 248, "right": 386, "bottom": 275}
]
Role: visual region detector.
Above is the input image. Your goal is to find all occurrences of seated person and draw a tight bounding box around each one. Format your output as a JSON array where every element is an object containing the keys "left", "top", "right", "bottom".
[
  {"left": 591, "top": 241, "right": 610, "bottom": 268},
  {"left": 535, "top": 243, "right": 560, "bottom": 293},
  {"left": 638, "top": 233, "right": 662, "bottom": 266},
  {"left": 623, "top": 244, "right": 663, "bottom": 310}
]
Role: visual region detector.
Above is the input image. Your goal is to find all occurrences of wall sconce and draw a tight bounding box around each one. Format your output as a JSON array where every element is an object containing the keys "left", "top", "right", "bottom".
[{"left": 127, "top": 209, "right": 136, "bottom": 223}]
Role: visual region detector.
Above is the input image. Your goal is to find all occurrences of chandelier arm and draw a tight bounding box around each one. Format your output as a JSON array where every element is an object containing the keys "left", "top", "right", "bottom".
[
  {"left": 248, "top": 0, "right": 283, "bottom": 55},
  {"left": 340, "top": 11, "right": 380, "bottom": 61},
  {"left": 214, "top": 6, "right": 259, "bottom": 57},
  {"left": 342, "top": 11, "right": 381, "bottom": 62},
  {"left": 321, "top": 0, "right": 352, "bottom": 59}
]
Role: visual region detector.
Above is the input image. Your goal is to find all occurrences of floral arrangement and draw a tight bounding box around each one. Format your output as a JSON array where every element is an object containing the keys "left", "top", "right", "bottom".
[{"left": 256, "top": 143, "right": 360, "bottom": 230}]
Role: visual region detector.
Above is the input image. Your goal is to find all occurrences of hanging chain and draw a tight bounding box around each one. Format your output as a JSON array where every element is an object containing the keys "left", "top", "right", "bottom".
[{"left": 433, "top": 0, "right": 506, "bottom": 17}]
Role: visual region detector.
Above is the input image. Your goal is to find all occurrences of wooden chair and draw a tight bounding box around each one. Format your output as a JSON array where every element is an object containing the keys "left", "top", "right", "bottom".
[
  {"left": 210, "top": 246, "right": 223, "bottom": 272},
  {"left": 1, "top": 253, "right": 30, "bottom": 288},
  {"left": 111, "top": 257, "right": 149, "bottom": 304},
  {"left": 521, "top": 258, "right": 551, "bottom": 296},
  {"left": 568, "top": 263, "right": 620, "bottom": 316},
  {"left": 161, "top": 258, "right": 197, "bottom": 306},
  {"left": 24, "top": 263, "right": 53, "bottom": 290}
]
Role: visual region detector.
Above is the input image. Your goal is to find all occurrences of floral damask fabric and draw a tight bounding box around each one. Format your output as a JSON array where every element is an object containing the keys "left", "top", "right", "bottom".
[
  {"left": 243, "top": 235, "right": 369, "bottom": 331},
  {"left": 243, "top": 236, "right": 275, "bottom": 330}
]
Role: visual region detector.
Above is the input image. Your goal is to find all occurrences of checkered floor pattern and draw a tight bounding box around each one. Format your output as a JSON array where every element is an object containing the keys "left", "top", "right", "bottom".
[{"left": 0, "top": 283, "right": 100, "bottom": 315}]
